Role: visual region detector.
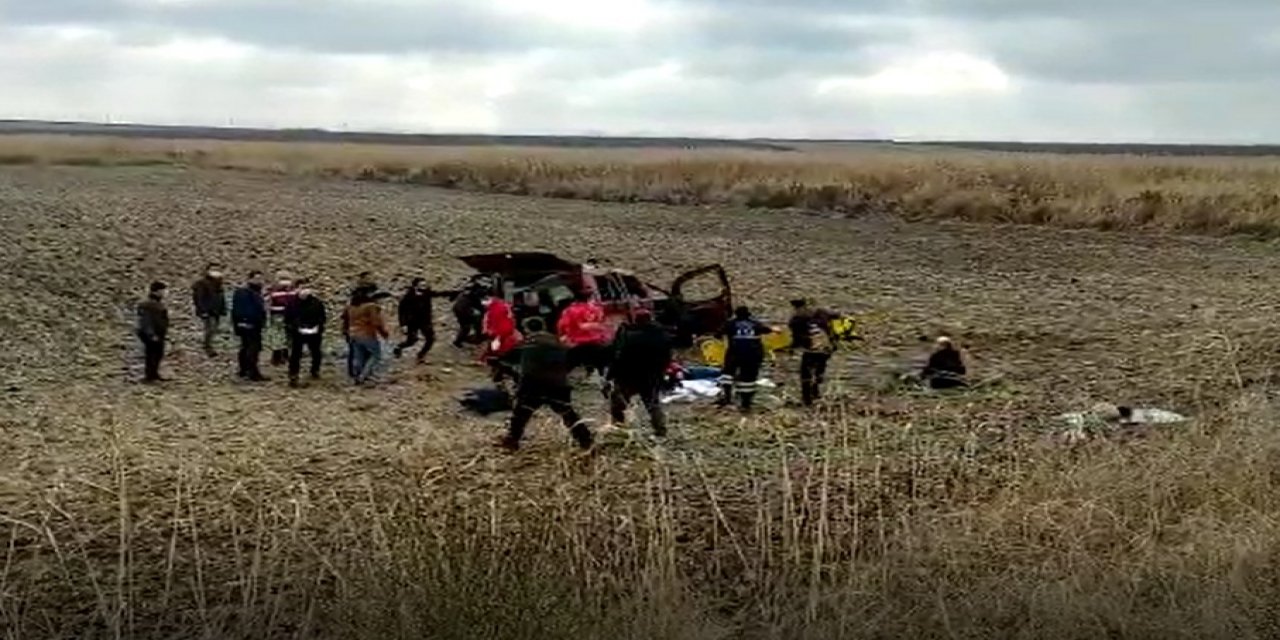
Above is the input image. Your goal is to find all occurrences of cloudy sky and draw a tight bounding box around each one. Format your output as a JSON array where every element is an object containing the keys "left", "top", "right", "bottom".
[{"left": 1, "top": 0, "right": 1276, "bottom": 142}]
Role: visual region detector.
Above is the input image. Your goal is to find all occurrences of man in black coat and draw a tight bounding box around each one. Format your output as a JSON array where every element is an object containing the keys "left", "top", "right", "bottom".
[
  {"left": 922, "top": 337, "right": 967, "bottom": 389},
  {"left": 284, "top": 279, "right": 327, "bottom": 387},
  {"left": 607, "top": 309, "right": 672, "bottom": 436},
  {"left": 231, "top": 271, "right": 268, "bottom": 382},
  {"left": 191, "top": 263, "right": 226, "bottom": 356},
  {"left": 394, "top": 278, "right": 457, "bottom": 363},
  {"left": 136, "top": 281, "right": 170, "bottom": 383}
]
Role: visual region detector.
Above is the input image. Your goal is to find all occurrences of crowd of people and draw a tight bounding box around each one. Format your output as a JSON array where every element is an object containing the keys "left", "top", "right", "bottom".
[{"left": 133, "top": 263, "right": 969, "bottom": 452}]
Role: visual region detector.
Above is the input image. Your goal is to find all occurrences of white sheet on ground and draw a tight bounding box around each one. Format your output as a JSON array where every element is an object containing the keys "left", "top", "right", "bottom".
[{"left": 661, "top": 378, "right": 776, "bottom": 404}]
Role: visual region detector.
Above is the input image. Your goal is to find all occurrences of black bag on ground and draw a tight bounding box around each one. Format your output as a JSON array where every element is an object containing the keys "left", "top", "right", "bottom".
[{"left": 459, "top": 386, "right": 514, "bottom": 416}]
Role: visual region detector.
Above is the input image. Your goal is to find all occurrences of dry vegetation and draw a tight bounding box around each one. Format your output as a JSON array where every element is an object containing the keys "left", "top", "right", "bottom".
[
  {"left": 5, "top": 134, "right": 1280, "bottom": 236},
  {"left": 4, "top": 158, "right": 1280, "bottom": 639}
]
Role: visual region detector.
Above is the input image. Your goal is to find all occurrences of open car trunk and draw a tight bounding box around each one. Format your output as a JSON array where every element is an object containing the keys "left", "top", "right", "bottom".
[{"left": 654, "top": 264, "right": 733, "bottom": 347}]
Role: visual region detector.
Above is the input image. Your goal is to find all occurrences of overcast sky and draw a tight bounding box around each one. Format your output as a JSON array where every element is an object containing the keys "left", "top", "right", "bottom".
[{"left": 1, "top": 0, "right": 1276, "bottom": 142}]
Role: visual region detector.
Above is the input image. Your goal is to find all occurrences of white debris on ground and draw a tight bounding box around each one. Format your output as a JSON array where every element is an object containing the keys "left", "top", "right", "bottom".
[{"left": 661, "top": 378, "right": 778, "bottom": 404}]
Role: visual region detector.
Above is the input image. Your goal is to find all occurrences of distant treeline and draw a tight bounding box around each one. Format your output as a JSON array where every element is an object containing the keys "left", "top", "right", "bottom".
[{"left": 902, "top": 140, "right": 1280, "bottom": 157}]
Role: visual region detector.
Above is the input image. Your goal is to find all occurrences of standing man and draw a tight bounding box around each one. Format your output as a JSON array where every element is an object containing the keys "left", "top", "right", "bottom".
[
  {"left": 394, "top": 278, "right": 440, "bottom": 363},
  {"left": 265, "top": 271, "right": 298, "bottom": 366},
  {"left": 345, "top": 289, "right": 390, "bottom": 386},
  {"left": 344, "top": 272, "right": 379, "bottom": 378},
  {"left": 557, "top": 290, "right": 613, "bottom": 378},
  {"left": 787, "top": 298, "right": 837, "bottom": 407},
  {"left": 717, "top": 306, "right": 773, "bottom": 412},
  {"left": 451, "top": 278, "right": 487, "bottom": 348},
  {"left": 136, "top": 281, "right": 170, "bottom": 383},
  {"left": 231, "top": 271, "right": 269, "bottom": 382},
  {"left": 191, "top": 263, "right": 226, "bottom": 357},
  {"left": 496, "top": 317, "right": 594, "bottom": 452},
  {"left": 607, "top": 309, "right": 672, "bottom": 436},
  {"left": 284, "top": 279, "right": 327, "bottom": 387}
]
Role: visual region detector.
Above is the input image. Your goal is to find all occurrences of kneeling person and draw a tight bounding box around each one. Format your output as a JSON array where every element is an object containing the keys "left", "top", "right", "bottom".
[
  {"left": 285, "top": 280, "right": 327, "bottom": 387},
  {"left": 498, "top": 317, "right": 593, "bottom": 452}
]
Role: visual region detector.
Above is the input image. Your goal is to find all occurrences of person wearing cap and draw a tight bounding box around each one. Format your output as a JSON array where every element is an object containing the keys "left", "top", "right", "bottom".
[
  {"left": 606, "top": 309, "right": 672, "bottom": 436},
  {"left": 718, "top": 306, "right": 773, "bottom": 412},
  {"left": 231, "top": 270, "right": 269, "bottom": 382},
  {"left": 788, "top": 298, "right": 840, "bottom": 407},
  {"left": 191, "top": 263, "right": 227, "bottom": 357},
  {"left": 284, "top": 279, "right": 327, "bottom": 387},
  {"left": 922, "top": 336, "right": 967, "bottom": 389},
  {"left": 136, "top": 281, "right": 170, "bottom": 383},
  {"left": 496, "top": 316, "right": 594, "bottom": 452}
]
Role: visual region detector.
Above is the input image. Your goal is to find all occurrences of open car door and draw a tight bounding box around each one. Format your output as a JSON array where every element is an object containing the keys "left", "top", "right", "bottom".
[{"left": 661, "top": 264, "right": 732, "bottom": 345}]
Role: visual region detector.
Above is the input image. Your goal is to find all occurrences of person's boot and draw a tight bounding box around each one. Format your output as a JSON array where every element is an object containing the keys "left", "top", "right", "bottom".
[
  {"left": 494, "top": 434, "right": 520, "bottom": 452},
  {"left": 716, "top": 384, "right": 734, "bottom": 407},
  {"left": 738, "top": 392, "right": 755, "bottom": 414},
  {"left": 289, "top": 376, "right": 300, "bottom": 388}
]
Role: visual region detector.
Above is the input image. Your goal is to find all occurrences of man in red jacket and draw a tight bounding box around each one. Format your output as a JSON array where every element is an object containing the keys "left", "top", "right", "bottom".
[
  {"left": 482, "top": 293, "right": 522, "bottom": 383},
  {"left": 557, "top": 290, "right": 613, "bottom": 377}
]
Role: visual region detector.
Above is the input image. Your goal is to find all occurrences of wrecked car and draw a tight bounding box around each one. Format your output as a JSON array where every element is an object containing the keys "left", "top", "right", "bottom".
[{"left": 457, "top": 252, "right": 732, "bottom": 347}]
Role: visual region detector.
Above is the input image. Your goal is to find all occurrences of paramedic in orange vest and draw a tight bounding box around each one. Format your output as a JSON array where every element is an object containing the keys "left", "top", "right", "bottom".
[{"left": 557, "top": 290, "right": 613, "bottom": 377}]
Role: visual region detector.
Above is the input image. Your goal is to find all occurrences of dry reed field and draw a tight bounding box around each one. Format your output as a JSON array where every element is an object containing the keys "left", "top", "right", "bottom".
[
  {"left": 5, "top": 134, "right": 1280, "bottom": 236},
  {"left": 4, "top": 155, "right": 1280, "bottom": 639}
]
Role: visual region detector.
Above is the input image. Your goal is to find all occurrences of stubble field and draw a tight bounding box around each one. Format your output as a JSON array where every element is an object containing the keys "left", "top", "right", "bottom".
[{"left": 4, "top": 161, "right": 1280, "bottom": 639}]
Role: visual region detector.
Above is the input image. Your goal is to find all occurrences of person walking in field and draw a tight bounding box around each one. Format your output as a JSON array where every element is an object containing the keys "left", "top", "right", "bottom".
[
  {"left": 788, "top": 298, "right": 839, "bottom": 407},
  {"left": 136, "top": 281, "right": 170, "bottom": 384},
  {"left": 265, "top": 271, "right": 298, "bottom": 367},
  {"left": 284, "top": 279, "right": 326, "bottom": 387},
  {"left": 344, "top": 288, "right": 390, "bottom": 386},
  {"left": 718, "top": 306, "right": 773, "bottom": 412},
  {"left": 393, "top": 277, "right": 450, "bottom": 363},
  {"left": 231, "top": 271, "right": 269, "bottom": 382},
  {"left": 344, "top": 271, "right": 380, "bottom": 377},
  {"left": 496, "top": 317, "right": 594, "bottom": 452},
  {"left": 191, "top": 263, "right": 226, "bottom": 357},
  {"left": 606, "top": 309, "right": 672, "bottom": 436}
]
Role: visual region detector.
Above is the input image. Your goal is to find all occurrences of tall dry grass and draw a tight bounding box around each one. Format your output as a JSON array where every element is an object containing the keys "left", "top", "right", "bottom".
[
  {"left": 6, "top": 386, "right": 1280, "bottom": 639},
  {"left": 4, "top": 134, "right": 1280, "bottom": 236}
]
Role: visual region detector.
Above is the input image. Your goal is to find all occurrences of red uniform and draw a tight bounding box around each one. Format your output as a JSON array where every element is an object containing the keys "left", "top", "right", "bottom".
[
  {"left": 483, "top": 298, "right": 521, "bottom": 357},
  {"left": 557, "top": 300, "right": 611, "bottom": 347}
]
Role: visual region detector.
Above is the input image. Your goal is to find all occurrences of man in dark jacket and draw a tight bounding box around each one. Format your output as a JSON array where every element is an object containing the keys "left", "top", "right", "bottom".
[
  {"left": 394, "top": 278, "right": 457, "bottom": 363},
  {"left": 284, "top": 279, "right": 327, "bottom": 387},
  {"left": 496, "top": 317, "right": 593, "bottom": 452},
  {"left": 136, "top": 281, "right": 170, "bottom": 383},
  {"left": 607, "top": 309, "right": 672, "bottom": 436},
  {"left": 718, "top": 306, "right": 773, "bottom": 412},
  {"left": 451, "top": 278, "right": 487, "bottom": 348},
  {"left": 191, "top": 263, "right": 226, "bottom": 356},
  {"left": 788, "top": 298, "right": 839, "bottom": 407},
  {"left": 231, "top": 271, "right": 268, "bottom": 382}
]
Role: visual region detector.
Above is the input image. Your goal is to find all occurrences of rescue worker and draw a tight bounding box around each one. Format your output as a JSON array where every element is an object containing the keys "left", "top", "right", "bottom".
[
  {"left": 191, "top": 263, "right": 226, "bottom": 357},
  {"left": 607, "top": 309, "right": 671, "bottom": 436},
  {"left": 718, "top": 306, "right": 772, "bottom": 412},
  {"left": 284, "top": 279, "right": 326, "bottom": 387},
  {"left": 788, "top": 298, "right": 838, "bottom": 407},
  {"left": 394, "top": 277, "right": 442, "bottom": 363},
  {"left": 231, "top": 271, "right": 269, "bottom": 382},
  {"left": 482, "top": 290, "right": 522, "bottom": 383},
  {"left": 557, "top": 290, "right": 612, "bottom": 377},
  {"left": 265, "top": 271, "right": 298, "bottom": 366},
  {"left": 136, "top": 281, "right": 170, "bottom": 383},
  {"left": 922, "top": 336, "right": 967, "bottom": 389},
  {"left": 345, "top": 289, "right": 390, "bottom": 386},
  {"left": 496, "top": 317, "right": 594, "bottom": 452}
]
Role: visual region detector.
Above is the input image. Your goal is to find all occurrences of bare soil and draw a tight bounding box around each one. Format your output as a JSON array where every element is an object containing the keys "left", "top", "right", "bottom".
[{"left": 4, "top": 166, "right": 1280, "bottom": 636}]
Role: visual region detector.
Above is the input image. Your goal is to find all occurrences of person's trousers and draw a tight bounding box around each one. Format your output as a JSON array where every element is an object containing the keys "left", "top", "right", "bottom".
[
  {"left": 396, "top": 325, "right": 435, "bottom": 360},
  {"left": 609, "top": 380, "right": 666, "bottom": 435},
  {"left": 800, "top": 352, "right": 831, "bottom": 406},
  {"left": 289, "top": 333, "right": 324, "bottom": 380},
  {"left": 453, "top": 312, "right": 481, "bottom": 347},
  {"left": 350, "top": 337, "right": 382, "bottom": 384},
  {"left": 200, "top": 315, "right": 221, "bottom": 353},
  {"left": 236, "top": 329, "right": 264, "bottom": 379},
  {"left": 139, "top": 335, "right": 165, "bottom": 381},
  {"left": 508, "top": 384, "right": 592, "bottom": 448},
  {"left": 568, "top": 343, "right": 612, "bottom": 376},
  {"left": 719, "top": 350, "right": 763, "bottom": 410}
]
